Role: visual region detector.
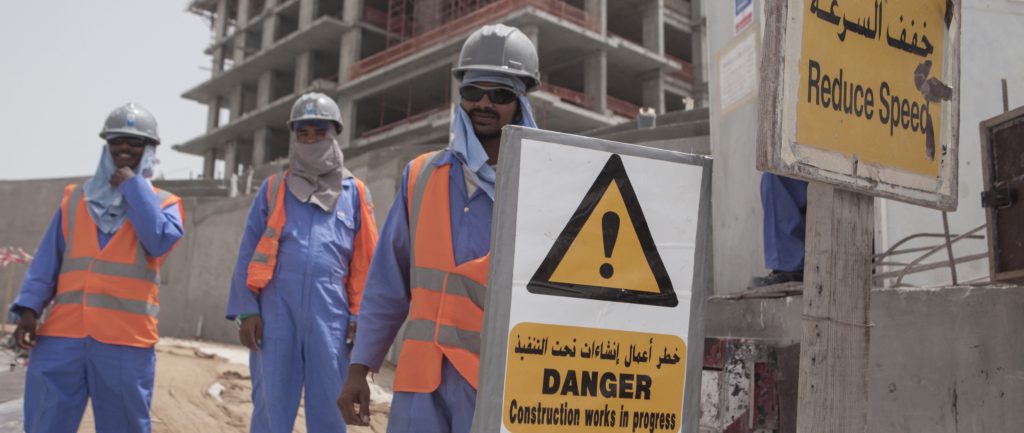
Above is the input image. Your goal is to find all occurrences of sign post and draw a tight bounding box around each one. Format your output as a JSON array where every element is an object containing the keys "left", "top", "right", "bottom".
[
  {"left": 472, "top": 127, "right": 712, "bottom": 433},
  {"left": 759, "top": 1, "right": 960, "bottom": 431}
]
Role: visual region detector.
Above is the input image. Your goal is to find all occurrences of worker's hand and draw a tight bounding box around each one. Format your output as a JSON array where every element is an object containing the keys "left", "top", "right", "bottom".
[
  {"left": 338, "top": 364, "right": 372, "bottom": 425},
  {"left": 346, "top": 321, "right": 357, "bottom": 346},
  {"left": 13, "top": 309, "right": 38, "bottom": 350},
  {"left": 238, "top": 316, "right": 263, "bottom": 351},
  {"left": 109, "top": 167, "right": 135, "bottom": 188}
]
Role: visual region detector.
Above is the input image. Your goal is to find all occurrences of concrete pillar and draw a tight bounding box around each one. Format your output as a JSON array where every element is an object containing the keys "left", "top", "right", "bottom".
[
  {"left": 252, "top": 128, "right": 269, "bottom": 167},
  {"left": 262, "top": 14, "right": 277, "bottom": 49},
  {"left": 257, "top": 71, "right": 274, "bottom": 108},
  {"left": 214, "top": 0, "right": 228, "bottom": 39},
  {"left": 584, "top": 50, "right": 608, "bottom": 115},
  {"left": 224, "top": 141, "right": 239, "bottom": 178},
  {"left": 294, "top": 50, "right": 313, "bottom": 92},
  {"left": 206, "top": 97, "right": 221, "bottom": 131},
  {"left": 237, "top": 0, "right": 251, "bottom": 26},
  {"left": 690, "top": 0, "right": 709, "bottom": 108},
  {"left": 584, "top": 0, "right": 607, "bottom": 35},
  {"left": 338, "top": 0, "right": 363, "bottom": 82},
  {"left": 519, "top": 24, "right": 539, "bottom": 52},
  {"left": 339, "top": 99, "right": 357, "bottom": 149},
  {"left": 229, "top": 86, "right": 244, "bottom": 122},
  {"left": 203, "top": 148, "right": 217, "bottom": 179},
  {"left": 642, "top": 72, "right": 665, "bottom": 114},
  {"left": 299, "top": 0, "right": 317, "bottom": 28},
  {"left": 641, "top": 0, "right": 665, "bottom": 55}
]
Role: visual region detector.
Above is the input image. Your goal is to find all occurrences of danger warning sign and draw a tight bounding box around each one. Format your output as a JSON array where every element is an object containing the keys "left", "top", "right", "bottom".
[
  {"left": 503, "top": 323, "right": 686, "bottom": 433},
  {"left": 470, "top": 128, "right": 710, "bottom": 433},
  {"left": 528, "top": 154, "right": 678, "bottom": 307}
]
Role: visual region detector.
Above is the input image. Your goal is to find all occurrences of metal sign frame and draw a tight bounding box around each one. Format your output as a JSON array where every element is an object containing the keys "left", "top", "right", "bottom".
[
  {"left": 757, "top": 0, "right": 962, "bottom": 210},
  {"left": 471, "top": 126, "right": 712, "bottom": 433}
]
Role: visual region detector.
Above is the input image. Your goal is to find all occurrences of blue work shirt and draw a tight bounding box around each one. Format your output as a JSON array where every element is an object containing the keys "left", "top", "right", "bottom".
[
  {"left": 11, "top": 175, "right": 184, "bottom": 316},
  {"left": 351, "top": 150, "right": 492, "bottom": 370},
  {"left": 226, "top": 176, "right": 367, "bottom": 320}
]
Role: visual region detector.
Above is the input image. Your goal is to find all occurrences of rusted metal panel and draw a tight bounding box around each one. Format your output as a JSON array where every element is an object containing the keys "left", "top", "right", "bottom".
[
  {"left": 700, "top": 338, "right": 780, "bottom": 433},
  {"left": 979, "top": 105, "right": 1024, "bottom": 282}
]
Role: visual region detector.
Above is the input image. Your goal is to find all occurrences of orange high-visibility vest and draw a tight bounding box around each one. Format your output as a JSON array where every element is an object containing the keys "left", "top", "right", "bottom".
[
  {"left": 392, "top": 151, "right": 490, "bottom": 393},
  {"left": 246, "top": 172, "right": 376, "bottom": 315},
  {"left": 39, "top": 183, "right": 182, "bottom": 348}
]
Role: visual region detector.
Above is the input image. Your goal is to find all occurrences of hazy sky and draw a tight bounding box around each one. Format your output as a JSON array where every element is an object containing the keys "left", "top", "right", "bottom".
[{"left": 0, "top": 1, "right": 212, "bottom": 180}]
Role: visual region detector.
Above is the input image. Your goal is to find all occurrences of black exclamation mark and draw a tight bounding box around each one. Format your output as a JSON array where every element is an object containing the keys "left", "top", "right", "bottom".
[{"left": 600, "top": 211, "right": 620, "bottom": 279}]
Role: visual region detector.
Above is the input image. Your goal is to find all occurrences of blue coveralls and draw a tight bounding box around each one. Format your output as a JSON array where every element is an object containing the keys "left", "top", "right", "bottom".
[
  {"left": 11, "top": 176, "right": 184, "bottom": 433},
  {"left": 760, "top": 173, "right": 808, "bottom": 272},
  {"left": 227, "top": 176, "right": 371, "bottom": 433},
  {"left": 351, "top": 150, "right": 488, "bottom": 433}
]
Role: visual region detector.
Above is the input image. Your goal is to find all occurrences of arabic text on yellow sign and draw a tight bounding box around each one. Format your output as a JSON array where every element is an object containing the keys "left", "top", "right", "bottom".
[{"left": 796, "top": 0, "right": 948, "bottom": 176}]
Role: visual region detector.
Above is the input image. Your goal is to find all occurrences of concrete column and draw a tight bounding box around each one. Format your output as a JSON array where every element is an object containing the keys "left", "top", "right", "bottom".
[
  {"left": 252, "top": 128, "right": 269, "bottom": 167},
  {"left": 299, "top": 0, "right": 317, "bottom": 28},
  {"left": 257, "top": 71, "right": 274, "bottom": 108},
  {"left": 294, "top": 50, "right": 313, "bottom": 92},
  {"left": 224, "top": 141, "right": 239, "bottom": 178},
  {"left": 641, "top": 0, "right": 665, "bottom": 55},
  {"left": 262, "top": 11, "right": 278, "bottom": 48},
  {"left": 690, "top": 0, "right": 708, "bottom": 107},
  {"left": 338, "top": 0, "right": 364, "bottom": 82},
  {"left": 229, "top": 86, "right": 244, "bottom": 122},
  {"left": 584, "top": 0, "right": 607, "bottom": 35},
  {"left": 237, "top": 0, "right": 251, "bottom": 26},
  {"left": 339, "top": 99, "right": 357, "bottom": 149},
  {"left": 203, "top": 148, "right": 217, "bottom": 179},
  {"left": 214, "top": 0, "right": 228, "bottom": 39},
  {"left": 206, "top": 97, "right": 221, "bottom": 131},
  {"left": 642, "top": 72, "right": 665, "bottom": 114},
  {"left": 584, "top": 50, "right": 608, "bottom": 115},
  {"left": 519, "top": 24, "right": 539, "bottom": 52}
]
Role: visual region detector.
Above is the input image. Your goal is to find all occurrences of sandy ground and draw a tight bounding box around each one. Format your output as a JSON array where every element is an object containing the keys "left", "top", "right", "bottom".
[{"left": 0, "top": 332, "right": 393, "bottom": 433}]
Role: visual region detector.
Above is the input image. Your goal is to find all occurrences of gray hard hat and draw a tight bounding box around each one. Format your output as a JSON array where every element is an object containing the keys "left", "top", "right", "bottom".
[
  {"left": 288, "top": 92, "right": 343, "bottom": 133},
  {"left": 99, "top": 103, "right": 160, "bottom": 144},
  {"left": 453, "top": 24, "right": 540, "bottom": 92}
]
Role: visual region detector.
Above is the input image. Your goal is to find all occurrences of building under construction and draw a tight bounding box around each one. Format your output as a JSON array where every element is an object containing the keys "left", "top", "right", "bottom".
[{"left": 176, "top": 0, "right": 704, "bottom": 211}]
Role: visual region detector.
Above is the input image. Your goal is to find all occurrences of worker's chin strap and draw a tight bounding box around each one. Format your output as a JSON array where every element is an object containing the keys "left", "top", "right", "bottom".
[{"left": 449, "top": 94, "right": 537, "bottom": 200}]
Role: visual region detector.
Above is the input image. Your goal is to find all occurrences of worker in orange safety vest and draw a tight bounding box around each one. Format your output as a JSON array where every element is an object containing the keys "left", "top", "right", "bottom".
[
  {"left": 10, "top": 103, "right": 185, "bottom": 433},
  {"left": 338, "top": 24, "right": 540, "bottom": 433},
  {"left": 228, "top": 92, "right": 378, "bottom": 433}
]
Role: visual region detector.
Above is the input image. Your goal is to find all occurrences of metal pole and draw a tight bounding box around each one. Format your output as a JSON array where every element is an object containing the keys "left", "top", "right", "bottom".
[
  {"left": 941, "top": 211, "right": 958, "bottom": 285},
  {"left": 1002, "top": 78, "right": 1009, "bottom": 113}
]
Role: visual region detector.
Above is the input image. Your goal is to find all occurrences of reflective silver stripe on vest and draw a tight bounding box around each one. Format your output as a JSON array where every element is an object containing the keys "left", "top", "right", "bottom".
[
  {"left": 59, "top": 185, "right": 159, "bottom": 284},
  {"left": 86, "top": 293, "right": 160, "bottom": 317},
  {"left": 53, "top": 290, "right": 84, "bottom": 305},
  {"left": 411, "top": 266, "right": 486, "bottom": 308},
  {"left": 403, "top": 319, "right": 481, "bottom": 355},
  {"left": 155, "top": 189, "right": 173, "bottom": 205},
  {"left": 66, "top": 185, "right": 83, "bottom": 245},
  {"left": 408, "top": 151, "right": 442, "bottom": 255},
  {"left": 251, "top": 252, "right": 269, "bottom": 264},
  {"left": 266, "top": 173, "right": 284, "bottom": 221}
]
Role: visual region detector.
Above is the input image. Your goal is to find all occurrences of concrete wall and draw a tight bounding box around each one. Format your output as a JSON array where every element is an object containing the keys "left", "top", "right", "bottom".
[
  {"left": 878, "top": 0, "right": 1024, "bottom": 287},
  {"left": 705, "top": 0, "right": 767, "bottom": 294},
  {"left": 705, "top": 285, "right": 1024, "bottom": 432}
]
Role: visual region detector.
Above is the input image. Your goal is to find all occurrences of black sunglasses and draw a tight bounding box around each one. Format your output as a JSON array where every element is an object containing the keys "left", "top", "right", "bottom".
[
  {"left": 107, "top": 137, "right": 150, "bottom": 148},
  {"left": 459, "top": 85, "right": 518, "bottom": 105}
]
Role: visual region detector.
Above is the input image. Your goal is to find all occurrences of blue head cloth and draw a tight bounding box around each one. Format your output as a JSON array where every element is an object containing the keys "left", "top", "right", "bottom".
[
  {"left": 82, "top": 144, "right": 157, "bottom": 234},
  {"left": 292, "top": 120, "right": 332, "bottom": 132},
  {"left": 450, "top": 71, "right": 537, "bottom": 200}
]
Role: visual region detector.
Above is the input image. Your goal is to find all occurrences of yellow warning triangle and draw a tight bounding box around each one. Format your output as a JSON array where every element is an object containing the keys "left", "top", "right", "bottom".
[{"left": 528, "top": 154, "right": 677, "bottom": 307}]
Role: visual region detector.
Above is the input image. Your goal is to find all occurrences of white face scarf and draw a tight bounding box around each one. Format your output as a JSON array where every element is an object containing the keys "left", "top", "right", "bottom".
[
  {"left": 82, "top": 144, "right": 157, "bottom": 234},
  {"left": 287, "top": 135, "right": 345, "bottom": 212}
]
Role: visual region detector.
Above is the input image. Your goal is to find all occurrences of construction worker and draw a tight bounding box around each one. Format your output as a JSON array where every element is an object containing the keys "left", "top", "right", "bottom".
[
  {"left": 10, "top": 103, "right": 184, "bottom": 433},
  {"left": 227, "top": 92, "right": 378, "bottom": 433},
  {"left": 749, "top": 173, "right": 807, "bottom": 287},
  {"left": 338, "top": 24, "right": 539, "bottom": 433}
]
